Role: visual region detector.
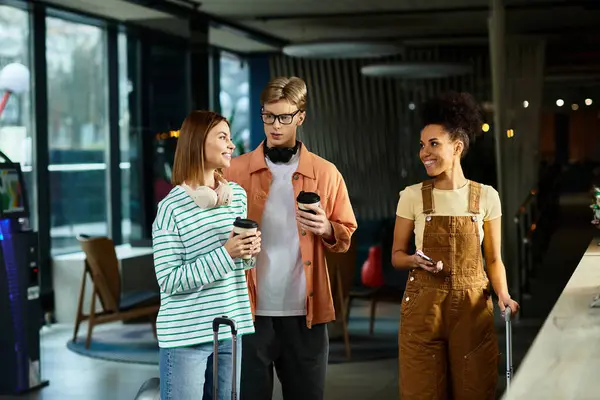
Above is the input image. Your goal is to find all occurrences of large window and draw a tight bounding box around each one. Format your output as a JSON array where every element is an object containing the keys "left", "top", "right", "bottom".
[
  {"left": 220, "top": 52, "right": 250, "bottom": 156},
  {"left": 46, "top": 15, "right": 108, "bottom": 254},
  {"left": 0, "top": 5, "right": 35, "bottom": 228},
  {"left": 118, "top": 31, "right": 135, "bottom": 243},
  {"left": 118, "top": 31, "right": 144, "bottom": 243}
]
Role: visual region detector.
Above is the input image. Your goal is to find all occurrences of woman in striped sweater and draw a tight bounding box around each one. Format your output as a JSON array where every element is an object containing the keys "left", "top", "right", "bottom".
[{"left": 152, "top": 110, "right": 261, "bottom": 400}]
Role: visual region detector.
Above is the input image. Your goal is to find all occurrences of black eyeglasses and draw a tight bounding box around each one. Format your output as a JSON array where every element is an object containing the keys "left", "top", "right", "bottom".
[{"left": 261, "top": 109, "right": 302, "bottom": 125}]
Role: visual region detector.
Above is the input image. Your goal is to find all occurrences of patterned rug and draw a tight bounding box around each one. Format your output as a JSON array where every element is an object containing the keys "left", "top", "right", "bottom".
[
  {"left": 67, "top": 323, "right": 159, "bottom": 365},
  {"left": 66, "top": 315, "right": 400, "bottom": 365}
]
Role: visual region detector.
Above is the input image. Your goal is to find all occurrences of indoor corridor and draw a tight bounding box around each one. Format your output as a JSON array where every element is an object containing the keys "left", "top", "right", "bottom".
[{"left": 4, "top": 164, "right": 597, "bottom": 400}]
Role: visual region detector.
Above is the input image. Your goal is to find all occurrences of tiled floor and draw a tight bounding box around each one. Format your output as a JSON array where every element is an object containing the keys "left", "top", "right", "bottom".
[
  {"left": 9, "top": 323, "right": 157, "bottom": 400},
  {"left": 0, "top": 302, "right": 535, "bottom": 400},
  {"left": 2, "top": 301, "right": 399, "bottom": 400},
  {"left": 0, "top": 296, "right": 571, "bottom": 399}
]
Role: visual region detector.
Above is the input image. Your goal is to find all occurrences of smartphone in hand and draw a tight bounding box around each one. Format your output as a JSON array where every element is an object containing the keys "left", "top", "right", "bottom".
[
  {"left": 416, "top": 250, "right": 435, "bottom": 263},
  {"left": 417, "top": 250, "right": 444, "bottom": 273}
]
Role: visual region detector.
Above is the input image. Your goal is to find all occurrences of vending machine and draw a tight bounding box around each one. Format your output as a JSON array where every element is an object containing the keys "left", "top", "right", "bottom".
[{"left": 0, "top": 157, "right": 49, "bottom": 394}]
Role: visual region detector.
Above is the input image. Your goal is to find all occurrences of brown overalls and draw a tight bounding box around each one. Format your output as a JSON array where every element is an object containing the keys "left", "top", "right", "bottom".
[{"left": 399, "top": 180, "right": 499, "bottom": 400}]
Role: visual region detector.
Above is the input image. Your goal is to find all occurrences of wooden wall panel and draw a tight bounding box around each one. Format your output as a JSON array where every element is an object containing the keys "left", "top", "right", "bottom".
[{"left": 269, "top": 47, "right": 492, "bottom": 219}]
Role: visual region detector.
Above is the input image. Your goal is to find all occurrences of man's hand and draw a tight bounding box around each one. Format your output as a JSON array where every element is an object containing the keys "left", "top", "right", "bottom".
[{"left": 296, "top": 203, "right": 334, "bottom": 241}]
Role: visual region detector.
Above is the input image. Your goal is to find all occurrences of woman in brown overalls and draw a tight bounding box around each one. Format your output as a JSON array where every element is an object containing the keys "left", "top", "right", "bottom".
[{"left": 392, "top": 92, "right": 519, "bottom": 400}]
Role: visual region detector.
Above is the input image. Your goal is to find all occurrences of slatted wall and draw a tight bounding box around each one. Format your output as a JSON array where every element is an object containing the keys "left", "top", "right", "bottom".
[{"left": 270, "top": 47, "right": 492, "bottom": 220}]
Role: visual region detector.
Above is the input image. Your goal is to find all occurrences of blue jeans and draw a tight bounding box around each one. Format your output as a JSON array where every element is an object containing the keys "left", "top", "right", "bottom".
[{"left": 159, "top": 336, "right": 242, "bottom": 400}]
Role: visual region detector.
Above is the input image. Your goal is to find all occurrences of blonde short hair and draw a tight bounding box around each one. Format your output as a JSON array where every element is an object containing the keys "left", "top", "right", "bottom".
[{"left": 260, "top": 76, "right": 307, "bottom": 111}]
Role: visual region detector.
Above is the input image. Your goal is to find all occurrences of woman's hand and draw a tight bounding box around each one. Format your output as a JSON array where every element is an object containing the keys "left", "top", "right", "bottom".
[
  {"left": 498, "top": 293, "right": 519, "bottom": 317},
  {"left": 411, "top": 253, "right": 444, "bottom": 274},
  {"left": 224, "top": 231, "right": 262, "bottom": 259}
]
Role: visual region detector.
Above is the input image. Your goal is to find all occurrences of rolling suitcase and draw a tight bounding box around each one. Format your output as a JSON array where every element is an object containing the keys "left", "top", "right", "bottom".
[
  {"left": 133, "top": 316, "right": 239, "bottom": 400},
  {"left": 504, "top": 306, "right": 514, "bottom": 390}
]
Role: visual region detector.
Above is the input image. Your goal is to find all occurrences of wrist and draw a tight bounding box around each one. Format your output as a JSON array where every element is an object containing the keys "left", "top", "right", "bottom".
[
  {"left": 410, "top": 254, "right": 421, "bottom": 269},
  {"left": 496, "top": 291, "right": 511, "bottom": 300},
  {"left": 321, "top": 223, "right": 335, "bottom": 243}
]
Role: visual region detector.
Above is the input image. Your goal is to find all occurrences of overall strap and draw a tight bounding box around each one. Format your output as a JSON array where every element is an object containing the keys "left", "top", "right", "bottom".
[
  {"left": 421, "top": 180, "right": 435, "bottom": 214},
  {"left": 468, "top": 181, "right": 482, "bottom": 214}
]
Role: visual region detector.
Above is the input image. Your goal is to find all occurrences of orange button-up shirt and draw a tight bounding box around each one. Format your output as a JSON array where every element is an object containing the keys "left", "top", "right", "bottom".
[{"left": 223, "top": 142, "right": 358, "bottom": 328}]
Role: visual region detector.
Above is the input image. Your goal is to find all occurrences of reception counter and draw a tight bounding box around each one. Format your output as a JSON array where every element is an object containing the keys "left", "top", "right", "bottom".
[{"left": 503, "top": 239, "right": 600, "bottom": 399}]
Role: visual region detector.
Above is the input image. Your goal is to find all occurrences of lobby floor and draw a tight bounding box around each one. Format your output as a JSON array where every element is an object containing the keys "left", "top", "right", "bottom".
[
  {"left": 3, "top": 301, "right": 399, "bottom": 400},
  {"left": 0, "top": 301, "right": 542, "bottom": 400}
]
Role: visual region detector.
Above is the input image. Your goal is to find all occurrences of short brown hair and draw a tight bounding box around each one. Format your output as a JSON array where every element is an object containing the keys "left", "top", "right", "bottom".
[
  {"left": 260, "top": 76, "right": 307, "bottom": 111},
  {"left": 171, "top": 110, "right": 229, "bottom": 186}
]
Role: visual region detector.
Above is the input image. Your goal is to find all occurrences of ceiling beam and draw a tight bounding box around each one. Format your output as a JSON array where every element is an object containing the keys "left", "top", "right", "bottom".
[
  {"left": 121, "top": 0, "right": 288, "bottom": 48},
  {"left": 296, "top": 25, "right": 600, "bottom": 47},
  {"left": 248, "top": 1, "right": 599, "bottom": 22}
]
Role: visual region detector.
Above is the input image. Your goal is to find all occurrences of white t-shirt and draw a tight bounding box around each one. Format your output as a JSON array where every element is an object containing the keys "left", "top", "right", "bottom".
[
  {"left": 255, "top": 152, "right": 306, "bottom": 316},
  {"left": 396, "top": 181, "right": 502, "bottom": 250}
]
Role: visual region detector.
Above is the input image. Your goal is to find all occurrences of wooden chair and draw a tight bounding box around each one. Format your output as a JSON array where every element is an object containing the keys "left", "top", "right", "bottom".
[
  {"left": 73, "top": 235, "right": 160, "bottom": 349},
  {"left": 326, "top": 235, "right": 358, "bottom": 360}
]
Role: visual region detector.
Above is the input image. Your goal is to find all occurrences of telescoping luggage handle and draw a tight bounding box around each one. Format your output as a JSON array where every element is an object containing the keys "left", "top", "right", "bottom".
[
  {"left": 212, "top": 316, "right": 238, "bottom": 400},
  {"left": 504, "top": 306, "right": 513, "bottom": 390}
]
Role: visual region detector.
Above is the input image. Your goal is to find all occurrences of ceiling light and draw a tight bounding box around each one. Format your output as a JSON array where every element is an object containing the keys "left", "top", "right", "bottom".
[
  {"left": 585, "top": 98, "right": 593, "bottom": 106},
  {"left": 556, "top": 99, "right": 564, "bottom": 107},
  {"left": 408, "top": 103, "right": 416, "bottom": 110},
  {"left": 282, "top": 41, "right": 403, "bottom": 59},
  {"left": 572, "top": 104, "right": 579, "bottom": 111},
  {"left": 482, "top": 123, "right": 490, "bottom": 132},
  {"left": 361, "top": 62, "right": 473, "bottom": 79},
  {"left": 523, "top": 100, "right": 529, "bottom": 108}
]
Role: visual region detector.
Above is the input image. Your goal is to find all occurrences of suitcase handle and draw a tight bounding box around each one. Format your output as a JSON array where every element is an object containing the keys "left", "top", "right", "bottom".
[
  {"left": 212, "top": 316, "right": 238, "bottom": 400},
  {"left": 504, "top": 306, "right": 513, "bottom": 390},
  {"left": 213, "top": 316, "right": 238, "bottom": 336},
  {"left": 504, "top": 305, "right": 512, "bottom": 322}
]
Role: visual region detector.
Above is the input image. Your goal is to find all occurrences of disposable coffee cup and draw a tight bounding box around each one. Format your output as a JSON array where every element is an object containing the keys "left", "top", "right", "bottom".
[
  {"left": 233, "top": 217, "right": 259, "bottom": 260},
  {"left": 297, "top": 191, "right": 321, "bottom": 215}
]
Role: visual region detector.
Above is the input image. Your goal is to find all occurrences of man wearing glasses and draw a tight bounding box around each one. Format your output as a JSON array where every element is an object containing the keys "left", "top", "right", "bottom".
[{"left": 223, "top": 76, "right": 357, "bottom": 400}]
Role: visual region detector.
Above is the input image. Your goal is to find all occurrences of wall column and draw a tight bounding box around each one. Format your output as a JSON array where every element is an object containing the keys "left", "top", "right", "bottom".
[
  {"left": 189, "top": 15, "right": 211, "bottom": 111},
  {"left": 248, "top": 54, "right": 271, "bottom": 150}
]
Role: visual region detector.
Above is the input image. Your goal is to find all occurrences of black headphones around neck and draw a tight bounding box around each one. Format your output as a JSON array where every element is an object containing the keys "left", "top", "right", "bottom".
[{"left": 263, "top": 140, "right": 301, "bottom": 164}]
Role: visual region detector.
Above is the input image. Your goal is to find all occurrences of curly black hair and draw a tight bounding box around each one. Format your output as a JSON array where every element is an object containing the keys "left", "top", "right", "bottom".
[{"left": 420, "top": 91, "right": 483, "bottom": 158}]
